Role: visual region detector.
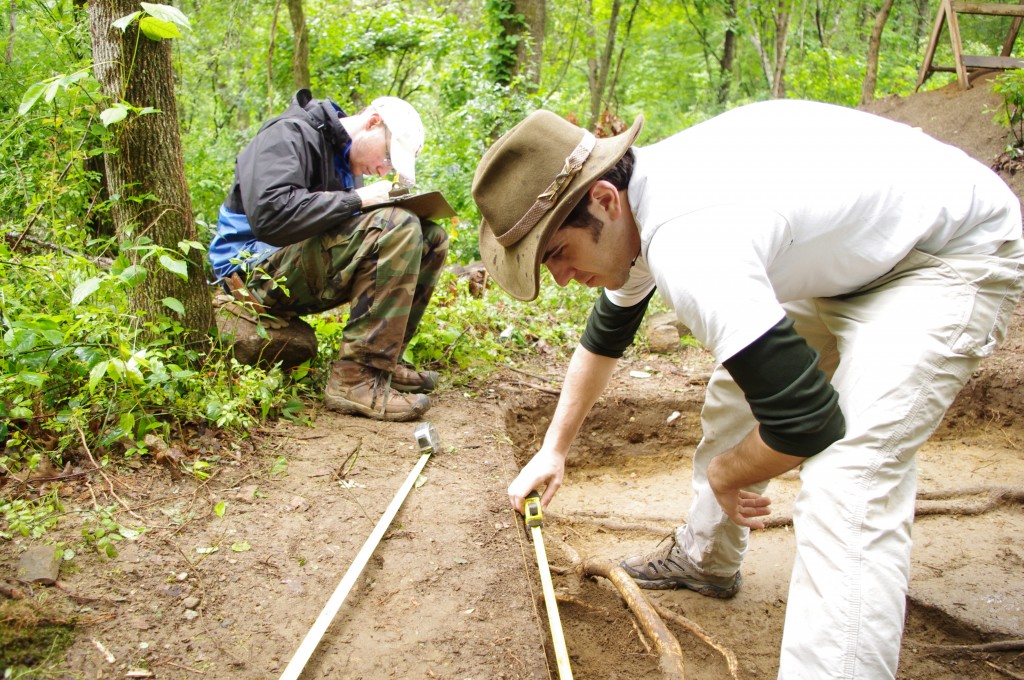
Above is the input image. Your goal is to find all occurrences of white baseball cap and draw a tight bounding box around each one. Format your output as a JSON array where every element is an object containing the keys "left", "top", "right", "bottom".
[{"left": 371, "top": 96, "right": 424, "bottom": 185}]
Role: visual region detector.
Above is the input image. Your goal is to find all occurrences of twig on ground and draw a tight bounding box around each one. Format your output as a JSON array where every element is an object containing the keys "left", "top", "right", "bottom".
[
  {"left": 73, "top": 417, "right": 144, "bottom": 522},
  {"left": 551, "top": 593, "right": 612, "bottom": 616},
  {"left": 582, "top": 558, "right": 687, "bottom": 680},
  {"left": 549, "top": 511, "right": 674, "bottom": 535},
  {"left": 152, "top": 659, "right": 207, "bottom": 674},
  {"left": 507, "top": 380, "right": 562, "bottom": 396},
  {"left": 650, "top": 601, "right": 740, "bottom": 680},
  {"left": 985, "top": 660, "right": 1024, "bottom": 680},
  {"left": 0, "top": 582, "right": 25, "bottom": 599},
  {"left": 506, "top": 365, "right": 561, "bottom": 384},
  {"left": 918, "top": 639, "right": 1024, "bottom": 653}
]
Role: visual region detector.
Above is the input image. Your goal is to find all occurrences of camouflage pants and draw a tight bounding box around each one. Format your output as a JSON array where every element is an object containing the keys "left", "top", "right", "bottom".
[{"left": 246, "top": 207, "right": 448, "bottom": 371}]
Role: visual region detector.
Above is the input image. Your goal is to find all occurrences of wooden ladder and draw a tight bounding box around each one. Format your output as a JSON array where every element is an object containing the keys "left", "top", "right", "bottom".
[{"left": 917, "top": 0, "right": 1024, "bottom": 90}]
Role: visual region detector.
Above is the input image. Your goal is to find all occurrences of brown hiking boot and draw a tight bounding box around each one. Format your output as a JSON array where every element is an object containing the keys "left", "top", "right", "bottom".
[
  {"left": 620, "top": 532, "right": 742, "bottom": 598},
  {"left": 391, "top": 361, "right": 439, "bottom": 394},
  {"left": 324, "top": 361, "right": 429, "bottom": 421}
]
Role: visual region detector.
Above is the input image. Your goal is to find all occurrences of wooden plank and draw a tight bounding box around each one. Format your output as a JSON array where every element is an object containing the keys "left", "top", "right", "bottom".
[
  {"left": 948, "top": 0, "right": 971, "bottom": 89},
  {"left": 962, "top": 54, "right": 1024, "bottom": 68},
  {"left": 953, "top": 2, "right": 1024, "bottom": 17},
  {"left": 917, "top": 0, "right": 951, "bottom": 89}
]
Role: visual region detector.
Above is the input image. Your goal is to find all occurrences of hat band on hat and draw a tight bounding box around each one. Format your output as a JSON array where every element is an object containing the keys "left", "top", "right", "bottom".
[{"left": 495, "top": 130, "right": 596, "bottom": 248}]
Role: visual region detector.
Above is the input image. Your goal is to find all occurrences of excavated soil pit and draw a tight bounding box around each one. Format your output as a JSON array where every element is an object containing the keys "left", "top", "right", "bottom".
[{"left": 498, "top": 360, "right": 1024, "bottom": 679}]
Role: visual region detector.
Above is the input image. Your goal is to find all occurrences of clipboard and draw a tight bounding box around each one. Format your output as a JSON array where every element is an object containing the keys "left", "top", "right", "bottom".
[{"left": 369, "top": 190, "right": 457, "bottom": 220}]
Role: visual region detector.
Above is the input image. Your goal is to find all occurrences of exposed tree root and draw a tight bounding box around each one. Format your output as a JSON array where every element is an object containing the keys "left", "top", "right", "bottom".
[
  {"left": 548, "top": 510, "right": 673, "bottom": 535},
  {"left": 550, "top": 593, "right": 611, "bottom": 617},
  {"left": 546, "top": 532, "right": 740, "bottom": 678},
  {"left": 582, "top": 558, "right": 686, "bottom": 680},
  {"left": 560, "top": 485, "right": 1024, "bottom": 535},
  {"left": 918, "top": 639, "right": 1024, "bottom": 653},
  {"left": 915, "top": 486, "right": 1024, "bottom": 518},
  {"left": 650, "top": 601, "right": 740, "bottom": 680}
]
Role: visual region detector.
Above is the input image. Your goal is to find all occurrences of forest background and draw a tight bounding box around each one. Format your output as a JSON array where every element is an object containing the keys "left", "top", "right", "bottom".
[{"left": 2, "top": 0, "right": 1021, "bottom": 543}]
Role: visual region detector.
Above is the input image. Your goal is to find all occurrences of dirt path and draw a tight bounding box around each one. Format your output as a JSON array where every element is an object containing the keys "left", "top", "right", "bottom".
[{"left": 9, "top": 334, "right": 1022, "bottom": 679}]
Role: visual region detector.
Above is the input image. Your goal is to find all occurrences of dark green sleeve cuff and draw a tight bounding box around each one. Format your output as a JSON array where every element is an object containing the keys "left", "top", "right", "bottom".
[
  {"left": 579, "top": 289, "right": 657, "bottom": 358},
  {"left": 722, "top": 317, "right": 845, "bottom": 457}
]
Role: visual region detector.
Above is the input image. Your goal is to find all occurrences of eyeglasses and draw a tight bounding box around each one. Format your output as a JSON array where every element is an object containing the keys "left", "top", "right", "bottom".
[{"left": 384, "top": 126, "right": 392, "bottom": 167}]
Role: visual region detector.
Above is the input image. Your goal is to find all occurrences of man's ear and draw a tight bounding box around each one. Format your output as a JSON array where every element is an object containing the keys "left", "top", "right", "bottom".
[
  {"left": 366, "top": 112, "right": 384, "bottom": 130},
  {"left": 588, "top": 180, "right": 621, "bottom": 220}
]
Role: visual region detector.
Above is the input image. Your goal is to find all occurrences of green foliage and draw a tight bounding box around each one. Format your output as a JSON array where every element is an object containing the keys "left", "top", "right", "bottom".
[
  {"left": 484, "top": 0, "right": 526, "bottom": 86},
  {"left": 403, "top": 269, "right": 597, "bottom": 382},
  {"left": 0, "top": 490, "right": 64, "bottom": 540},
  {"left": 80, "top": 505, "right": 141, "bottom": 559},
  {"left": 0, "top": 597, "right": 76, "bottom": 675},
  {"left": 992, "top": 69, "right": 1024, "bottom": 150}
]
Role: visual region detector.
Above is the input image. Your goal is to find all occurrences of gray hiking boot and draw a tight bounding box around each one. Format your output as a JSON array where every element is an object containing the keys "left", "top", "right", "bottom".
[
  {"left": 620, "top": 533, "right": 742, "bottom": 598},
  {"left": 324, "top": 361, "right": 429, "bottom": 422}
]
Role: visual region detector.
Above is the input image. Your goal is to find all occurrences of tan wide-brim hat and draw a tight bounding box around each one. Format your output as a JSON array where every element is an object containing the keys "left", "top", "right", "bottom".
[{"left": 473, "top": 110, "right": 644, "bottom": 301}]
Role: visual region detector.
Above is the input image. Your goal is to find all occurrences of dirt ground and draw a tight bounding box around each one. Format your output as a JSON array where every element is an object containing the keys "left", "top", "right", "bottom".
[{"left": 4, "top": 75, "right": 1024, "bottom": 679}]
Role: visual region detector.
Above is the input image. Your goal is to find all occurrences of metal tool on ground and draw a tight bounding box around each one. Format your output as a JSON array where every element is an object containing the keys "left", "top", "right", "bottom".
[
  {"left": 279, "top": 422, "right": 442, "bottom": 680},
  {"left": 524, "top": 490, "right": 574, "bottom": 680}
]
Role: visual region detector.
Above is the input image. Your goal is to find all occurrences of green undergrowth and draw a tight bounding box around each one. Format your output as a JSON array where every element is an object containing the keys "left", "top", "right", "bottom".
[{"left": 0, "top": 598, "right": 77, "bottom": 676}]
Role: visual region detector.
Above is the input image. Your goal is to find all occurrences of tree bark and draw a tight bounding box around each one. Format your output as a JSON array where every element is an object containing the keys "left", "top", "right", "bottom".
[
  {"left": 720, "top": 0, "right": 737, "bottom": 104},
  {"left": 88, "top": 0, "right": 212, "bottom": 349},
  {"left": 286, "top": 0, "right": 310, "bottom": 91},
  {"left": 586, "top": 0, "right": 621, "bottom": 128},
  {"left": 5, "top": 0, "right": 14, "bottom": 64},
  {"left": 510, "top": 0, "right": 545, "bottom": 85},
  {"left": 860, "top": 0, "right": 895, "bottom": 106},
  {"left": 771, "top": 1, "right": 791, "bottom": 99}
]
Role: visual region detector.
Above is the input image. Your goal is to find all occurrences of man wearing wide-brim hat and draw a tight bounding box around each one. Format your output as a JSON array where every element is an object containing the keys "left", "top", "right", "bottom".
[{"left": 472, "top": 101, "right": 1024, "bottom": 679}]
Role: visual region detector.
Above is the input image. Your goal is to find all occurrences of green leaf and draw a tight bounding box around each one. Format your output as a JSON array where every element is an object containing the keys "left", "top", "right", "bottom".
[
  {"left": 100, "top": 104, "right": 129, "bottom": 128},
  {"left": 161, "top": 297, "right": 185, "bottom": 315},
  {"left": 18, "top": 373, "right": 47, "bottom": 387},
  {"left": 195, "top": 546, "right": 218, "bottom": 555},
  {"left": 19, "top": 81, "right": 48, "bottom": 115},
  {"left": 88, "top": 360, "right": 109, "bottom": 392},
  {"left": 43, "top": 78, "right": 62, "bottom": 104},
  {"left": 72, "top": 277, "right": 103, "bottom": 305},
  {"left": 139, "top": 16, "right": 181, "bottom": 40},
  {"left": 158, "top": 254, "right": 189, "bottom": 280},
  {"left": 141, "top": 3, "right": 191, "bottom": 31},
  {"left": 231, "top": 541, "right": 251, "bottom": 552},
  {"left": 269, "top": 456, "right": 288, "bottom": 477},
  {"left": 112, "top": 11, "right": 141, "bottom": 32},
  {"left": 214, "top": 501, "right": 226, "bottom": 517},
  {"left": 119, "top": 264, "right": 147, "bottom": 286}
]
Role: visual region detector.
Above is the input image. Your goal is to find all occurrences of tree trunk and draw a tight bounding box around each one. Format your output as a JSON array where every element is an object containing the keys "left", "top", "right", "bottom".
[
  {"left": 720, "top": 0, "right": 738, "bottom": 104},
  {"left": 5, "top": 0, "right": 14, "bottom": 64},
  {"left": 860, "top": 0, "right": 895, "bottom": 106},
  {"left": 511, "top": 0, "right": 545, "bottom": 85},
  {"left": 286, "top": 0, "right": 310, "bottom": 91},
  {"left": 587, "top": 0, "right": 621, "bottom": 128},
  {"left": 88, "top": 0, "right": 212, "bottom": 349},
  {"left": 771, "top": 2, "right": 791, "bottom": 99}
]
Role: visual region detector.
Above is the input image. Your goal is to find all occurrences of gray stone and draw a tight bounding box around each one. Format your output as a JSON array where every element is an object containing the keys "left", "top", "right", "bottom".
[
  {"left": 215, "top": 305, "right": 318, "bottom": 369},
  {"left": 18, "top": 545, "right": 60, "bottom": 585},
  {"left": 648, "top": 311, "right": 692, "bottom": 337},
  {"left": 647, "top": 324, "right": 681, "bottom": 354},
  {"left": 182, "top": 596, "right": 200, "bottom": 609}
]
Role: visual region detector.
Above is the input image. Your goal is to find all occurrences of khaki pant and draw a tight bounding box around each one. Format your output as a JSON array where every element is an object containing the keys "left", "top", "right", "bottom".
[{"left": 679, "top": 238, "right": 1024, "bottom": 679}]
